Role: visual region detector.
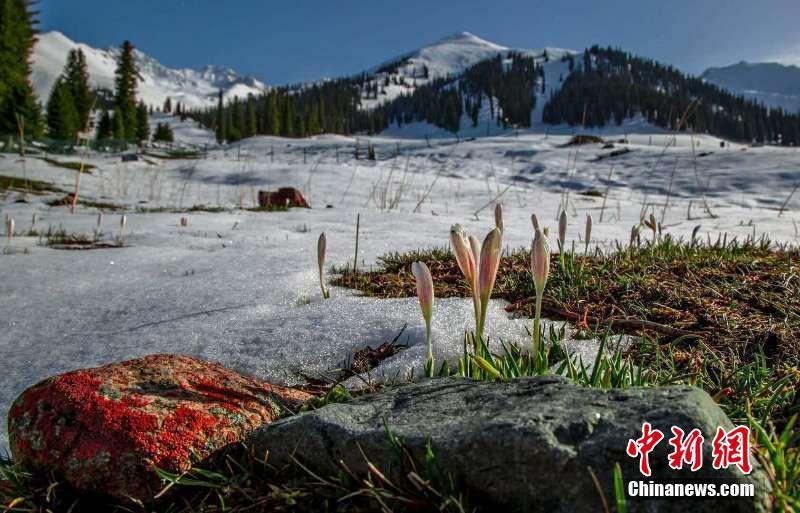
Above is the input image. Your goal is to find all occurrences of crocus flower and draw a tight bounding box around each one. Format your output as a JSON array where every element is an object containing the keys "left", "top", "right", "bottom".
[
  {"left": 468, "top": 235, "right": 481, "bottom": 266},
  {"left": 411, "top": 261, "right": 435, "bottom": 377},
  {"left": 584, "top": 214, "right": 593, "bottom": 255},
  {"left": 119, "top": 215, "right": 127, "bottom": 245},
  {"left": 647, "top": 213, "right": 658, "bottom": 240},
  {"left": 558, "top": 209, "right": 567, "bottom": 253},
  {"left": 531, "top": 229, "right": 550, "bottom": 294},
  {"left": 317, "top": 232, "right": 329, "bottom": 299},
  {"left": 5, "top": 216, "right": 14, "bottom": 243},
  {"left": 531, "top": 213, "right": 540, "bottom": 232},
  {"left": 94, "top": 213, "right": 102, "bottom": 240},
  {"left": 530, "top": 228, "right": 550, "bottom": 367},
  {"left": 494, "top": 203, "right": 504, "bottom": 232},
  {"left": 450, "top": 225, "right": 476, "bottom": 287},
  {"left": 451, "top": 225, "right": 480, "bottom": 325},
  {"left": 477, "top": 228, "right": 502, "bottom": 337},
  {"left": 630, "top": 225, "right": 640, "bottom": 247}
]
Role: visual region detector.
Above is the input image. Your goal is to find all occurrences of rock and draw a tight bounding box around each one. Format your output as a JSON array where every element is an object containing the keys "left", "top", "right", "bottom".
[
  {"left": 257, "top": 187, "right": 310, "bottom": 209},
  {"left": 250, "top": 376, "right": 770, "bottom": 513},
  {"left": 8, "top": 354, "right": 311, "bottom": 503}
]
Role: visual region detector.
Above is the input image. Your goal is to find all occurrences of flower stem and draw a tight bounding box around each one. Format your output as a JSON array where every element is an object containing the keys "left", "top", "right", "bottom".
[
  {"left": 533, "top": 289, "right": 543, "bottom": 371},
  {"left": 425, "top": 322, "right": 434, "bottom": 378}
]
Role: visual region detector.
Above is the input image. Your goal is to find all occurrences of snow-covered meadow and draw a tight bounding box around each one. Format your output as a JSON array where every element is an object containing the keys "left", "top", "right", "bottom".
[{"left": 2, "top": 122, "right": 800, "bottom": 450}]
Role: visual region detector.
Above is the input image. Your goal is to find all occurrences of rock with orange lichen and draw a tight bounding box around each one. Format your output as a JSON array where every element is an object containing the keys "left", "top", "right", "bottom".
[{"left": 7, "top": 354, "right": 311, "bottom": 503}]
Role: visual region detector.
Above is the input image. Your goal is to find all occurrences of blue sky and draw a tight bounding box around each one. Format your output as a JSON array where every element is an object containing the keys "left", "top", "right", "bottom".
[{"left": 39, "top": 0, "right": 800, "bottom": 84}]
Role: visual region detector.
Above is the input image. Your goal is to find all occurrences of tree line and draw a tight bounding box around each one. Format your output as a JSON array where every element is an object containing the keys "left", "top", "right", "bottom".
[
  {"left": 189, "top": 51, "right": 546, "bottom": 140},
  {"left": 543, "top": 46, "right": 800, "bottom": 146},
  {"left": 188, "top": 78, "right": 383, "bottom": 143},
  {"left": 1, "top": 0, "right": 160, "bottom": 145}
]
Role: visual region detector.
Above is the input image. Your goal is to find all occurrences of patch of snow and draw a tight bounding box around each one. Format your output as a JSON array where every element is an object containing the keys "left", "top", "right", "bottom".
[{"left": 2, "top": 127, "right": 800, "bottom": 452}]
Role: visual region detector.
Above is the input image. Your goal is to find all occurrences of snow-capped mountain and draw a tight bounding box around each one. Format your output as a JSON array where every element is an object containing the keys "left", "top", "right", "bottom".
[
  {"left": 31, "top": 31, "right": 267, "bottom": 110},
  {"left": 360, "top": 31, "right": 574, "bottom": 109},
  {"left": 701, "top": 61, "right": 800, "bottom": 113}
]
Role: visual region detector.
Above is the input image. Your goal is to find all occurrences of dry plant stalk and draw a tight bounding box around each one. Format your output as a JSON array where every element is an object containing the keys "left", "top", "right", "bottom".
[{"left": 70, "top": 98, "right": 97, "bottom": 214}]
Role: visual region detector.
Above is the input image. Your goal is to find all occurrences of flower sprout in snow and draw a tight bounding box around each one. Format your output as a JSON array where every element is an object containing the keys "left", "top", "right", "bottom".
[
  {"left": 411, "top": 261, "right": 435, "bottom": 377},
  {"left": 494, "top": 203, "right": 504, "bottom": 232},
  {"left": 477, "top": 228, "right": 502, "bottom": 338},
  {"left": 530, "top": 227, "right": 550, "bottom": 368},
  {"left": 119, "top": 215, "right": 127, "bottom": 246},
  {"left": 317, "top": 232, "right": 329, "bottom": 299},
  {"left": 5, "top": 216, "right": 14, "bottom": 243},
  {"left": 450, "top": 224, "right": 480, "bottom": 328},
  {"left": 584, "top": 214, "right": 593, "bottom": 255}
]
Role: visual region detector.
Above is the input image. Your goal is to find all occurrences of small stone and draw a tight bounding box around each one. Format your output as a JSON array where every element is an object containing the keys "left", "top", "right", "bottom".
[{"left": 257, "top": 187, "right": 310, "bottom": 209}]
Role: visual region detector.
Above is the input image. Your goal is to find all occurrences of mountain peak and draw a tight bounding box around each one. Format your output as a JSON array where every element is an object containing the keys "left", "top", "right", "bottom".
[{"left": 32, "top": 31, "right": 266, "bottom": 108}]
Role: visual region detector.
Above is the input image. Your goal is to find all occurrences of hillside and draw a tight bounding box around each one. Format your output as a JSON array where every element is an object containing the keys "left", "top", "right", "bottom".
[
  {"left": 701, "top": 61, "right": 800, "bottom": 114},
  {"left": 543, "top": 47, "right": 800, "bottom": 145},
  {"left": 31, "top": 31, "right": 267, "bottom": 110}
]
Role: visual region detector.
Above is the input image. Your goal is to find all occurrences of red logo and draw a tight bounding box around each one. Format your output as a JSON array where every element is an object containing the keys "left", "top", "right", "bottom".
[
  {"left": 626, "top": 422, "right": 664, "bottom": 476},
  {"left": 627, "top": 423, "right": 753, "bottom": 476},
  {"left": 667, "top": 427, "right": 704, "bottom": 471},
  {"left": 711, "top": 426, "right": 752, "bottom": 474}
]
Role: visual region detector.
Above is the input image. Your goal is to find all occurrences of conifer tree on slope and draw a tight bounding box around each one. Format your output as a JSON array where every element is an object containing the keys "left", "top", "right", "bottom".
[
  {"left": 135, "top": 101, "right": 149, "bottom": 143},
  {"left": 114, "top": 40, "right": 139, "bottom": 140},
  {"left": 266, "top": 93, "right": 280, "bottom": 136},
  {"left": 64, "top": 48, "right": 93, "bottom": 130},
  {"left": 96, "top": 109, "right": 113, "bottom": 140},
  {"left": 46, "top": 78, "right": 79, "bottom": 140},
  {"left": 112, "top": 107, "right": 125, "bottom": 139},
  {"left": 215, "top": 89, "right": 225, "bottom": 143},
  {"left": 0, "top": 0, "right": 42, "bottom": 136}
]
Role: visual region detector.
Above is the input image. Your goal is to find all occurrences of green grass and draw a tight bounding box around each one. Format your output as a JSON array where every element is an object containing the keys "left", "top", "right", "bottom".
[
  {"left": 0, "top": 174, "right": 64, "bottom": 195},
  {"left": 40, "top": 157, "right": 95, "bottom": 173},
  {"left": 144, "top": 149, "right": 204, "bottom": 160},
  {"left": 334, "top": 236, "right": 800, "bottom": 422}
]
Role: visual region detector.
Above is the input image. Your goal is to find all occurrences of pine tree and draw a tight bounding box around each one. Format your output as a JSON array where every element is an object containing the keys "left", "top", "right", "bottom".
[
  {"left": 112, "top": 107, "right": 125, "bottom": 139},
  {"left": 153, "top": 122, "right": 174, "bottom": 143},
  {"left": 229, "top": 96, "right": 242, "bottom": 141},
  {"left": 0, "top": 0, "right": 42, "bottom": 136},
  {"left": 245, "top": 95, "right": 256, "bottom": 137},
  {"left": 282, "top": 98, "right": 294, "bottom": 136},
  {"left": 267, "top": 93, "right": 280, "bottom": 135},
  {"left": 96, "top": 109, "right": 113, "bottom": 140},
  {"left": 135, "top": 101, "right": 149, "bottom": 143},
  {"left": 46, "top": 79, "right": 79, "bottom": 140},
  {"left": 114, "top": 40, "right": 139, "bottom": 140},
  {"left": 64, "top": 48, "right": 92, "bottom": 130},
  {"left": 215, "top": 89, "right": 225, "bottom": 143},
  {"left": 163, "top": 97, "right": 172, "bottom": 114}
]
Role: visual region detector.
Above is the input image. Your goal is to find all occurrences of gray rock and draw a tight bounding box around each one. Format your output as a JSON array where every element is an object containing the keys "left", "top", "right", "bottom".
[{"left": 250, "top": 376, "right": 771, "bottom": 512}]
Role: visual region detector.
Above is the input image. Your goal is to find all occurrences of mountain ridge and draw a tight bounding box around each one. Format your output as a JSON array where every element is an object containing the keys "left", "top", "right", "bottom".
[
  {"left": 31, "top": 31, "right": 267, "bottom": 110},
  {"left": 701, "top": 61, "right": 800, "bottom": 113}
]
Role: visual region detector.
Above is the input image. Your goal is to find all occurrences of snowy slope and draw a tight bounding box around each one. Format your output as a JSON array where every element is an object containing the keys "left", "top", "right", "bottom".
[
  {"left": 31, "top": 31, "right": 267, "bottom": 110},
  {"left": 701, "top": 61, "right": 800, "bottom": 113},
  {"left": 360, "top": 32, "right": 574, "bottom": 110},
  {"left": 3, "top": 130, "right": 800, "bottom": 451}
]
